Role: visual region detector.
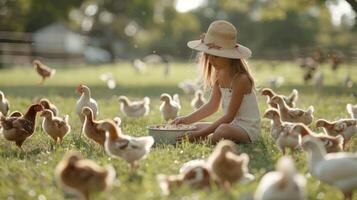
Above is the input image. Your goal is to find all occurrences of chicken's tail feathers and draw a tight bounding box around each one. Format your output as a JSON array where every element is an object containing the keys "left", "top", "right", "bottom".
[
  {"left": 289, "top": 89, "right": 299, "bottom": 104},
  {"left": 307, "top": 106, "right": 315, "bottom": 115},
  {"left": 173, "top": 94, "right": 180, "bottom": 106},
  {"left": 143, "top": 97, "right": 150, "bottom": 105}
]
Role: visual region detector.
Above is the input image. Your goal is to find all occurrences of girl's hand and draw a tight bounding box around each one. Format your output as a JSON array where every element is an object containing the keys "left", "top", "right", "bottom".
[
  {"left": 176, "top": 131, "right": 201, "bottom": 142},
  {"left": 171, "top": 116, "right": 189, "bottom": 125}
]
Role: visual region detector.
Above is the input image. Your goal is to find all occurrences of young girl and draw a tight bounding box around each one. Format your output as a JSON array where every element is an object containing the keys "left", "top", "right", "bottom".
[{"left": 173, "top": 20, "right": 261, "bottom": 143}]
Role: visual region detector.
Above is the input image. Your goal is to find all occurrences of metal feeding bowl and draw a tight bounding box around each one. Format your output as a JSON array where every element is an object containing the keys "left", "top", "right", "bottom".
[{"left": 147, "top": 124, "right": 197, "bottom": 144}]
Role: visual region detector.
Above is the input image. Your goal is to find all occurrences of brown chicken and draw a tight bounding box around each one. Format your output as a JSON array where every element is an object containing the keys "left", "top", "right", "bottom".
[
  {"left": 41, "top": 109, "right": 70, "bottom": 143},
  {"left": 39, "top": 98, "right": 58, "bottom": 116},
  {"left": 316, "top": 118, "right": 357, "bottom": 149},
  {"left": 33, "top": 60, "right": 56, "bottom": 84},
  {"left": 206, "top": 140, "right": 254, "bottom": 189},
  {"left": 261, "top": 88, "right": 298, "bottom": 108},
  {"left": 157, "top": 165, "right": 212, "bottom": 195},
  {"left": 55, "top": 151, "right": 116, "bottom": 200},
  {"left": 270, "top": 95, "right": 314, "bottom": 125},
  {"left": 0, "top": 104, "right": 43, "bottom": 149},
  {"left": 291, "top": 123, "right": 343, "bottom": 153},
  {"left": 82, "top": 107, "right": 121, "bottom": 146}
]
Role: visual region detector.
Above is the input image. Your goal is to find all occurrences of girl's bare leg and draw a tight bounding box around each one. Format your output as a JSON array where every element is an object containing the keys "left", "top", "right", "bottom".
[
  {"left": 193, "top": 122, "right": 212, "bottom": 131},
  {"left": 210, "top": 123, "right": 251, "bottom": 144}
]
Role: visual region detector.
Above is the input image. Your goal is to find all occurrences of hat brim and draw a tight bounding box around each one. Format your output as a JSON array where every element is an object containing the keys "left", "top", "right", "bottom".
[{"left": 187, "top": 40, "right": 252, "bottom": 59}]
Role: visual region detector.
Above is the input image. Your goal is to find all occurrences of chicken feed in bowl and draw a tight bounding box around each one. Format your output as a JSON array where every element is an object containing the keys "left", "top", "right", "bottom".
[{"left": 147, "top": 124, "right": 196, "bottom": 144}]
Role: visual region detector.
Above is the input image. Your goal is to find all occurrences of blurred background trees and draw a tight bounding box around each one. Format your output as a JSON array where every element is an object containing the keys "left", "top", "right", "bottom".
[{"left": 0, "top": 0, "right": 355, "bottom": 61}]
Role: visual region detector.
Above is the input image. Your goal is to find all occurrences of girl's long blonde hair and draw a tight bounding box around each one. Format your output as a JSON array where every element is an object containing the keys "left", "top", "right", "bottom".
[{"left": 199, "top": 53, "right": 255, "bottom": 90}]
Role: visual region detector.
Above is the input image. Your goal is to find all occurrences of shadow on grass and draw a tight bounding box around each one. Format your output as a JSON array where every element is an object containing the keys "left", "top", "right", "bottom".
[{"left": 1, "top": 84, "right": 183, "bottom": 99}]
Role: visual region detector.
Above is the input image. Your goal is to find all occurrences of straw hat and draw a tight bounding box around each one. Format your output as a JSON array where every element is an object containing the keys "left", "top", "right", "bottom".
[{"left": 187, "top": 20, "right": 252, "bottom": 59}]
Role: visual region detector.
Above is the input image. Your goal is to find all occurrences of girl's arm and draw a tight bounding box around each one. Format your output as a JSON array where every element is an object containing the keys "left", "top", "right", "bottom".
[
  {"left": 173, "top": 83, "right": 221, "bottom": 124},
  {"left": 191, "top": 75, "right": 251, "bottom": 139}
]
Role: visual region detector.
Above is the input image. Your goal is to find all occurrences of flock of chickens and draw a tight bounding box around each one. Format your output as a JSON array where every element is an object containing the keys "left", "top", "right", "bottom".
[{"left": 0, "top": 59, "right": 356, "bottom": 200}]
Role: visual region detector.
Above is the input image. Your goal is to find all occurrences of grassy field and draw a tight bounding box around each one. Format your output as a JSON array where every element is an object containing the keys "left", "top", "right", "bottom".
[{"left": 0, "top": 61, "right": 356, "bottom": 200}]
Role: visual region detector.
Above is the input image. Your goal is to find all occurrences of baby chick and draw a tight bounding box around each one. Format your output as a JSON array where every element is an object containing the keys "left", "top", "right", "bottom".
[
  {"left": 160, "top": 93, "right": 181, "bottom": 122},
  {"left": 32, "top": 59, "right": 56, "bottom": 84},
  {"left": 55, "top": 151, "right": 116, "bottom": 200},
  {"left": 41, "top": 109, "right": 70, "bottom": 143},
  {"left": 207, "top": 140, "right": 254, "bottom": 189},
  {"left": 97, "top": 120, "right": 154, "bottom": 172}
]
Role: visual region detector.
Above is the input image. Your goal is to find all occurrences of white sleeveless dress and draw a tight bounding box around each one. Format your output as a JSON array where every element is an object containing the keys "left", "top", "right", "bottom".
[{"left": 220, "top": 87, "right": 261, "bottom": 142}]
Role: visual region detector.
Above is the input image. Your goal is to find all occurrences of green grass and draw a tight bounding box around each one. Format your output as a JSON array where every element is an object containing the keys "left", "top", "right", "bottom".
[{"left": 0, "top": 61, "right": 356, "bottom": 200}]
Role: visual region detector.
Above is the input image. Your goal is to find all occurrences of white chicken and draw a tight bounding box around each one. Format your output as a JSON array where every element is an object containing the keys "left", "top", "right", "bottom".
[
  {"left": 267, "top": 76, "right": 285, "bottom": 88},
  {"left": 97, "top": 120, "right": 154, "bottom": 172},
  {"left": 301, "top": 135, "right": 357, "bottom": 200},
  {"left": 254, "top": 156, "right": 306, "bottom": 200},
  {"left": 75, "top": 84, "right": 99, "bottom": 132},
  {"left": 160, "top": 93, "right": 181, "bottom": 122},
  {"left": 100, "top": 72, "right": 116, "bottom": 89},
  {"left": 118, "top": 96, "right": 150, "bottom": 117},
  {"left": 178, "top": 80, "right": 198, "bottom": 95},
  {"left": 346, "top": 104, "right": 357, "bottom": 119},
  {"left": 132, "top": 59, "right": 146, "bottom": 74},
  {"left": 0, "top": 91, "right": 9, "bottom": 116},
  {"left": 313, "top": 71, "right": 324, "bottom": 94},
  {"left": 191, "top": 90, "right": 206, "bottom": 110}
]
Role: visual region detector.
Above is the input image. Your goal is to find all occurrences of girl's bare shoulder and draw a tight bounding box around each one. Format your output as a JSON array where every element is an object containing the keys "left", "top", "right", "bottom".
[{"left": 233, "top": 74, "right": 252, "bottom": 93}]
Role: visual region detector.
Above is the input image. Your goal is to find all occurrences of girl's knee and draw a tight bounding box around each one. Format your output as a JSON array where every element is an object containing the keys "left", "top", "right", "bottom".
[
  {"left": 212, "top": 124, "right": 230, "bottom": 142},
  {"left": 215, "top": 123, "right": 230, "bottom": 134}
]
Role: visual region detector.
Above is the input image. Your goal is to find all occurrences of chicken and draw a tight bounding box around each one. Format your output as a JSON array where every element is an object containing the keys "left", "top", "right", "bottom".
[
  {"left": 0, "top": 91, "right": 9, "bottom": 116},
  {"left": 9, "top": 111, "right": 23, "bottom": 117},
  {"left": 81, "top": 107, "right": 107, "bottom": 146},
  {"left": 330, "top": 52, "right": 342, "bottom": 71},
  {"left": 343, "top": 74, "right": 353, "bottom": 88},
  {"left": 132, "top": 59, "right": 146, "bottom": 74},
  {"left": 301, "top": 135, "right": 357, "bottom": 200},
  {"left": 157, "top": 162, "right": 212, "bottom": 195},
  {"left": 269, "top": 95, "right": 314, "bottom": 125},
  {"left": 41, "top": 109, "right": 70, "bottom": 143},
  {"left": 191, "top": 90, "right": 206, "bottom": 110},
  {"left": 207, "top": 140, "right": 254, "bottom": 189},
  {"left": 100, "top": 72, "right": 116, "bottom": 89},
  {"left": 254, "top": 156, "right": 306, "bottom": 200},
  {"left": 290, "top": 123, "right": 343, "bottom": 153},
  {"left": 263, "top": 108, "right": 295, "bottom": 141},
  {"left": 39, "top": 98, "right": 58, "bottom": 116},
  {"left": 313, "top": 71, "right": 324, "bottom": 94},
  {"left": 76, "top": 84, "right": 99, "bottom": 132},
  {"left": 32, "top": 59, "right": 56, "bottom": 84},
  {"left": 267, "top": 76, "right": 284, "bottom": 88},
  {"left": 261, "top": 88, "right": 298, "bottom": 109},
  {"left": 346, "top": 104, "right": 357, "bottom": 119},
  {"left": 0, "top": 104, "right": 43, "bottom": 149},
  {"left": 160, "top": 93, "right": 181, "bottom": 122},
  {"left": 316, "top": 118, "right": 357, "bottom": 149},
  {"left": 178, "top": 80, "right": 198, "bottom": 95},
  {"left": 118, "top": 96, "right": 150, "bottom": 117},
  {"left": 97, "top": 120, "right": 154, "bottom": 172},
  {"left": 55, "top": 151, "right": 116, "bottom": 200}
]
